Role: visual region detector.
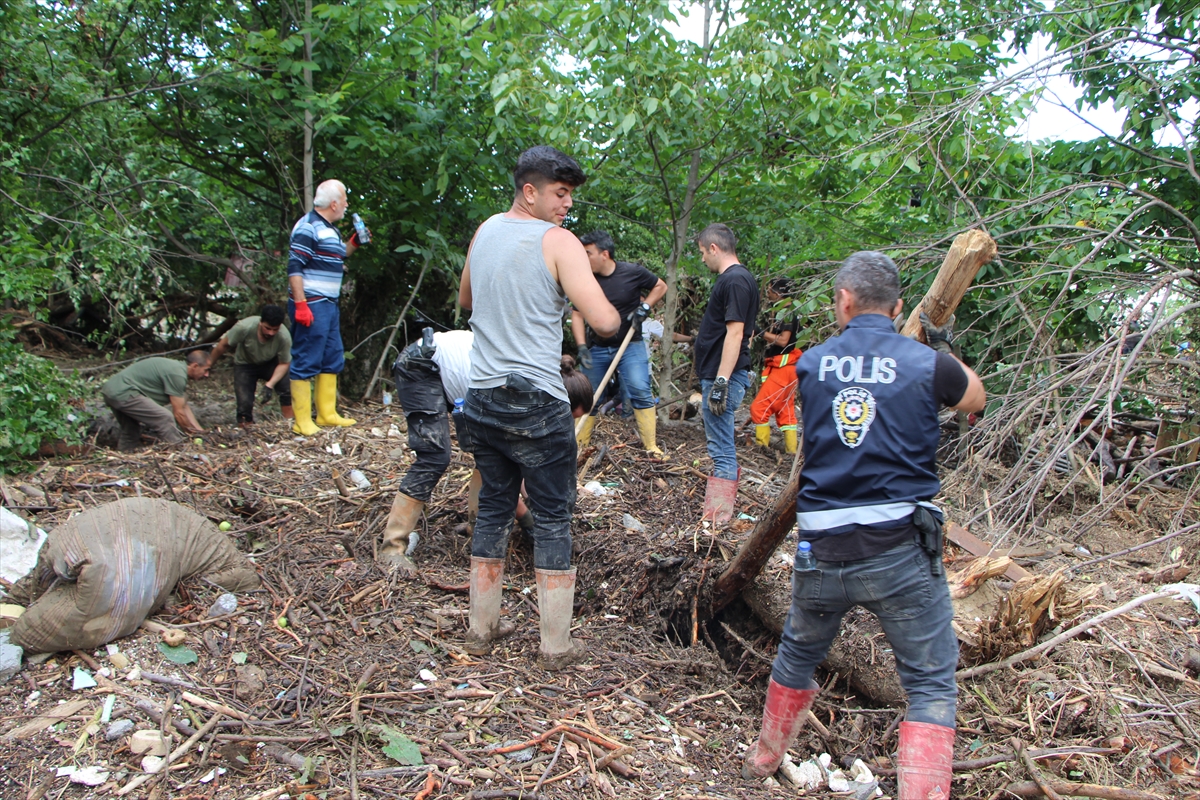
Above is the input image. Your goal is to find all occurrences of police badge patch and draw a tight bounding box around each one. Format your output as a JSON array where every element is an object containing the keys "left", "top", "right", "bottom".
[{"left": 832, "top": 386, "right": 876, "bottom": 448}]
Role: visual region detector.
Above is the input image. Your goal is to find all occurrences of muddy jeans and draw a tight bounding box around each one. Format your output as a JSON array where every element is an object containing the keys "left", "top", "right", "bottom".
[
  {"left": 233, "top": 359, "right": 292, "bottom": 424},
  {"left": 103, "top": 393, "right": 184, "bottom": 452},
  {"left": 465, "top": 381, "right": 576, "bottom": 570},
  {"left": 772, "top": 539, "right": 958, "bottom": 727}
]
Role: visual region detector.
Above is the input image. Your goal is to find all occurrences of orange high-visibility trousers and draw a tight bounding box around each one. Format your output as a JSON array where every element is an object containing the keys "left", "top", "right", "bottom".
[{"left": 750, "top": 354, "right": 799, "bottom": 430}]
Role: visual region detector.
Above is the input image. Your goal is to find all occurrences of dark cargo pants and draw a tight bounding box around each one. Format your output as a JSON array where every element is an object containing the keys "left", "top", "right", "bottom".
[
  {"left": 233, "top": 358, "right": 292, "bottom": 424},
  {"left": 465, "top": 381, "right": 576, "bottom": 570},
  {"left": 772, "top": 539, "right": 959, "bottom": 727}
]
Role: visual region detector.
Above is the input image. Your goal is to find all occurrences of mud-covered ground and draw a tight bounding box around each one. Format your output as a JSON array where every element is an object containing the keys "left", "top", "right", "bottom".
[{"left": 1, "top": 362, "right": 1198, "bottom": 799}]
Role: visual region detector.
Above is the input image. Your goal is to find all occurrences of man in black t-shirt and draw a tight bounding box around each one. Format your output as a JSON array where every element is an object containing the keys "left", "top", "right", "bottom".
[
  {"left": 572, "top": 231, "right": 668, "bottom": 457},
  {"left": 693, "top": 223, "right": 759, "bottom": 524}
]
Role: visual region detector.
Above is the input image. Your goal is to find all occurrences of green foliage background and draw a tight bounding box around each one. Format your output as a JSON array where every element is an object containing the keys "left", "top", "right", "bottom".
[{"left": 0, "top": 0, "right": 1197, "bottom": 471}]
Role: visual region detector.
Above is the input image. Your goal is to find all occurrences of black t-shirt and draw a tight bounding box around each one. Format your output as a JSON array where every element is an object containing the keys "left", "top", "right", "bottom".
[
  {"left": 694, "top": 264, "right": 759, "bottom": 380},
  {"left": 585, "top": 261, "right": 661, "bottom": 347},
  {"left": 764, "top": 311, "right": 799, "bottom": 359},
  {"left": 809, "top": 351, "right": 970, "bottom": 561}
]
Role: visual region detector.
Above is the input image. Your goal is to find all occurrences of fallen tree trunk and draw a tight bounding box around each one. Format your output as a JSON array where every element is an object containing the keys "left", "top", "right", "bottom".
[{"left": 707, "top": 470, "right": 799, "bottom": 616}]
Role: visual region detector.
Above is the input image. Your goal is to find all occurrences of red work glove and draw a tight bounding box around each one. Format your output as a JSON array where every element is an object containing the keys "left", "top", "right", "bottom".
[{"left": 293, "top": 300, "right": 314, "bottom": 327}]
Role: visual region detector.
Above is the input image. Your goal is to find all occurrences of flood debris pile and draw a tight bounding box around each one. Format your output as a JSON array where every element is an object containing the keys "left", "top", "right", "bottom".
[{"left": 0, "top": 380, "right": 1195, "bottom": 798}]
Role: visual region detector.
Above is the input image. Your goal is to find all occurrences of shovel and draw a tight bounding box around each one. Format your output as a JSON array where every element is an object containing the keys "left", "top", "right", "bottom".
[{"left": 574, "top": 322, "right": 638, "bottom": 436}]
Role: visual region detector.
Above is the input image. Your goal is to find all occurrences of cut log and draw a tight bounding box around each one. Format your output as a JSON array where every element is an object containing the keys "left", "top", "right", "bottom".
[{"left": 900, "top": 229, "right": 996, "bottom": 342}]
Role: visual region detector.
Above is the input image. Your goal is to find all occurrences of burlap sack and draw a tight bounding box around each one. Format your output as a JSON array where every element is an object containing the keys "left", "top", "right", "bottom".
[{"left": 8, "top": 498, "right": 260, "bottom": 653}]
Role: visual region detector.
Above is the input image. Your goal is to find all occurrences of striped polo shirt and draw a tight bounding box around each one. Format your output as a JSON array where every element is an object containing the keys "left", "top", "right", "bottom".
[{"left": 287, "top": 210, "right": 346, "bottom": 299}]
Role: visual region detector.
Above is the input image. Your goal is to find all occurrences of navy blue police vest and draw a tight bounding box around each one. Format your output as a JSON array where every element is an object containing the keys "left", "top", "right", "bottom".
[{"left": 794, "top": 313, "right": 941, "bottom": 537}]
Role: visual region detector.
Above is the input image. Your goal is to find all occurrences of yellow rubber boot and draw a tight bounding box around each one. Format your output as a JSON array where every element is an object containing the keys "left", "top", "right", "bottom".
[
  {"left": 576, "top": 415, "right": 597, "bottom": 448},
  {"left": 755, "top": 424, "right": 771, "bottom": 447},
  {"left": 315, "top": 373, "right": 356, "bottom": 427},
  {"left": 784, "top": 428, "right": 798, "bottom": 454},
  {"left": 289, "top": 380, "right": 320, "bottom": 436},
  {"left": 633, "top": 407, "right": 664, "bottom": 458}
]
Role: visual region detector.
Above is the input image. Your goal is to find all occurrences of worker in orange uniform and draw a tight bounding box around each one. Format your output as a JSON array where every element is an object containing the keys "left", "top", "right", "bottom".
[{"left": 750, "top": 278, "right": 800, "bottom": 453}]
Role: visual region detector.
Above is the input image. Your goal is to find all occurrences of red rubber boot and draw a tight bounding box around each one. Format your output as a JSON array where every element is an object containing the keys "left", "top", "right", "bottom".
[
  {"left": 897, "top": 721, "right": 955, "bottom": 799},
  {"left": 742, "top": 679, "right": 818, "bottom": 779}
]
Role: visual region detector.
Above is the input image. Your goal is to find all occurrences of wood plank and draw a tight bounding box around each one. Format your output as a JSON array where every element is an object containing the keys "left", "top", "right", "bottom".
[{"left": 944, "top": 523, "right": 1032, "bottom": 582}]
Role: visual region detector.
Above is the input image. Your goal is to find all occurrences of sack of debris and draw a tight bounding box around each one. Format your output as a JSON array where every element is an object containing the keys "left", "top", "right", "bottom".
[{"left": 5, "top": 498, "right": 260, "bottom": 653}]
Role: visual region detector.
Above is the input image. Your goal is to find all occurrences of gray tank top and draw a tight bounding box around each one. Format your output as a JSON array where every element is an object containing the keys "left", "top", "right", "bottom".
[{"left": 467, "top": 214, "right": 568, "bottom": 402}]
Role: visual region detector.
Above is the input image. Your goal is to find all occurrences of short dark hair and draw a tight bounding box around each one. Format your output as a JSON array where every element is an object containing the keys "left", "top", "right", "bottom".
[
  {"left": 560, "top": 356, "right": 594, "bottom": 415},
  {"left": 834, "top": 251, "right": 900, "bottom": 311},
  {"left": 697, "top": 223, "right": 737, "bottom": 254},
  {"left": 768, "top": 277, "right": 795, "bottom": 295},
  {"left": 578, "top": 230, "right": 615, "bottom": 260},
  {"left": 186, "top": 350, "right": 209, "bottom": 366},
  {"left": 513, "top": 146, "right": 586, "bottom": 192},
  {"left": 260, "top": 304, "right": 286, "bottom": 326}
]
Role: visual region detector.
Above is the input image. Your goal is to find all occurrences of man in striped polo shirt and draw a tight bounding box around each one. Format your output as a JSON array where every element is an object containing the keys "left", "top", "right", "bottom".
[{"left": 286, "top": 179, "right": 367, "bottom": 435}]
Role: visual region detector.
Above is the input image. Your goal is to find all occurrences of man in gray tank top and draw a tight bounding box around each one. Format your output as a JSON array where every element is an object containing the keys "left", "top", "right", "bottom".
[{"left": 458, "top": 146, "right": 619, "bottom": 670}]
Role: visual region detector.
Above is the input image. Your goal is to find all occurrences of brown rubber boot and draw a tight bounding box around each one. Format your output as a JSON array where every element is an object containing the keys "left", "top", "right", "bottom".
[
  {"left": 701, "top": 475, "right": 738, "bottom": 525},
  {"left": 535, "top": 567, "right": 585, "bottom": 670},
  {"left": 280, "top": 405, "right": 295, "bottom": 419},
  {"left": 465, "top": 557, "right": 515, "bottom": 655},
  {"left": 378, "top": 492, "right": 423, "bottom": 576},
  {"left": 742, "top": 679, "right": 819, "bottom": 778},
  {"left": 897, "top": 721, "right": 955, "bottom": 800}
]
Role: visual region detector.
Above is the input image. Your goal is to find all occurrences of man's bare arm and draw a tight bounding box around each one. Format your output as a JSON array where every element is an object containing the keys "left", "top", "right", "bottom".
[
  {"left": 643, "top": 278, "right": 667, "bottom": 308},
  {"left": 208, "top": 337, "right": 231, "bottom": 367},
  {"left": 267, "top": 361, "right": 290, "bottom": 389},
  {"left": 951, "top": 359, "right": 986, "bottom": 413},
  {"left": 570, "top": 309, "right": 587, "bottom": 347},
  {"left": 547, "top": 228, "right": 619, "bottom": 338},
  {"left": 716, "top": 321, "right": 744, "bottom": 380},
  {"left": 169, "top": 395, "right": 203, "bottom": 433}
]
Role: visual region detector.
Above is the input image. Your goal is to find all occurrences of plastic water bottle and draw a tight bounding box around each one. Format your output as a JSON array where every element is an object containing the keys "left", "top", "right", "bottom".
[
  {"left": 351, "top": 213, "right": 370, "bottom": 244},
  {"left": 207, "top": 593, "right": 238, "bottom": 618},
  {"left": 452, "top": 398, "right": 465, "bottom": 418},
  {"left": 796, "top": 541, "right": 816, "bottom": 571}
]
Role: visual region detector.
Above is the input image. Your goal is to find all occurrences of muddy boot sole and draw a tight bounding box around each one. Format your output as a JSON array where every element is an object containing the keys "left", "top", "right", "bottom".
[
  {"left": 464, "top": 621, "right": 516, "bottom": 656},
  {"left": 537, "top": 638, "right": 586, "bottom": 671}
]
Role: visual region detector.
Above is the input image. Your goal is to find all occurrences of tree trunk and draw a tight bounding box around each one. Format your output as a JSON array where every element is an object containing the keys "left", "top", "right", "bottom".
[
  {"left": 302, "top": 0, "right": 314, "bottom": 212},
  {"left": 899, "top": 229, "right": 996, "bottom": 340},
  {"left": 656, "top": 0, "right": 711, "bottom": 418}
]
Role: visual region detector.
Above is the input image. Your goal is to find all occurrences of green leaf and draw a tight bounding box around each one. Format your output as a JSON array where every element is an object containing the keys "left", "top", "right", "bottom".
[
  {"left": 158, "top": 643, "right": 199, "bottom": 665},
  {"left": 619, "top": 112, "right": 637, "bottom": 135},
  {"left": 378, "top": 727, "right": 424, "bottom": 765},
  {"left": 902, "top": 155, "right": 921, "bottom": 173}
]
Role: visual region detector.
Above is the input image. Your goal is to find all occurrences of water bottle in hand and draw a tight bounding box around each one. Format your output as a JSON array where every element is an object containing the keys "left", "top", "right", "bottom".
[{"left": 352, "top": 213, "right": 370, "bottom": 244}]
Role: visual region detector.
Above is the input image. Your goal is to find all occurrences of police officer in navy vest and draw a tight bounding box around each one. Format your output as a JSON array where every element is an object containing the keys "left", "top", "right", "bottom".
[{"left": 742, "top": 251, "right": 985, "bottom": 799}]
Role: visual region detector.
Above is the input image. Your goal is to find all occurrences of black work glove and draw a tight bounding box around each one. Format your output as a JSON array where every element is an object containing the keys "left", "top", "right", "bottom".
[
  {"left": 920, "top": 312, "right": 954, "bottom": 354},
  {"left": 708, "top": 376, "right": 729, "bottom": 417},
  {"left": 259, "top": 385, "right": 275, "bottom": 404},
  {"left": 577, "top": 345, "right": 592, "bottom": 369},
  {"left": 628, "top": 302, "right": 651, "bottom": 324},
  {"left": 418, "top": 326, "right": 437, "bottom": 359}
]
